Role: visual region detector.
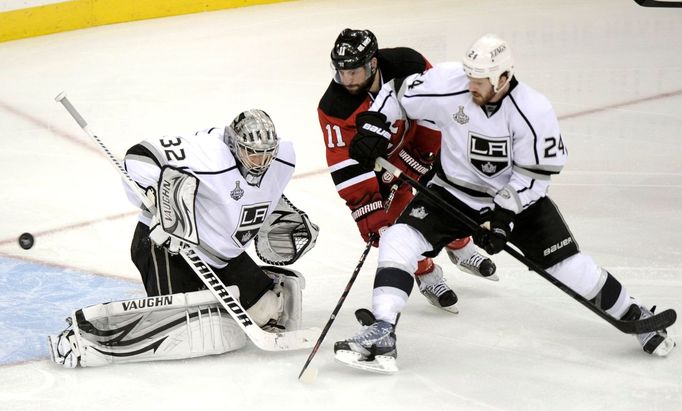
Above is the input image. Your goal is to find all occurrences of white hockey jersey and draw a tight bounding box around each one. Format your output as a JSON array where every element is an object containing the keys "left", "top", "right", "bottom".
[
  {"left": 370, "top": 62, "right": 567, "bottom": 213},
  {"left": 123, "top": 127, "right": 295, "bottom": 267}
]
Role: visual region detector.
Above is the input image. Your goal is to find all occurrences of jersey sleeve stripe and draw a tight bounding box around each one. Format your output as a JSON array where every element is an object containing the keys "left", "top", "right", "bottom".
[
  {"left": 508, "top": 94, "right": 540, "bottom": 164},
  {"left": 330, "top": 161, "right": 374, "bottom": 185},
  {"left": 334, "top": 172, "right": 376, "bottom": 192},
  {"left": 125, "top": 141, "right": 165, "bottom": 168},
  {"left": 194, "top": 166, "right": 238, "bottom": 175},
  {"left": 403, "top": 90, "right": 469, "bottom": 99},
  {"left": 433, "top": 168, "right": 496, "bottom": 198},
  {"left": 328, "top": 158, "right": 358, "bottom": 172},
  {"left": 513, "top": 165, "right": 552, "bottom": 180},
  {"left": 274, "top": 157, "right": 295, "bottom": 168},
  {"left": 373, "top": 89, "right": 395, "bottom": 113}
]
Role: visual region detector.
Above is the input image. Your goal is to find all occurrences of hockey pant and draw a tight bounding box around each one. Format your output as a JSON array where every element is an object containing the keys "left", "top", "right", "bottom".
[{"left": 372, "top": 223, "right": 634, "bottom": 323}]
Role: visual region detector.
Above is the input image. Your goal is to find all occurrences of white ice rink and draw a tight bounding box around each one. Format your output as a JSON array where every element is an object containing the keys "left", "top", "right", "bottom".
[{"left": 1, "top": 0, "right": 681, "bottom": 410}]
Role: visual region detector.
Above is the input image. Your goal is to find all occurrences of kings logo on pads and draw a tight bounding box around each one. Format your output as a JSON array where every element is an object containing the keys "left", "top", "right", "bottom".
[
  {"left": 468, "top": 133, "right": 511, "bottom": 178},
  {"left": 233, "top": 203, "right": 270, "bottom": 246}
]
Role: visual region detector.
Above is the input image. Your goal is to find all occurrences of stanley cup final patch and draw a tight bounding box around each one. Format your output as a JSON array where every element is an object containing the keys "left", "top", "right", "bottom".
[
  {"left": 452, "top": 106, "right": 469, "bottom": 125},
  {"left": 468, "top": 132, "right": 511, "bottom": 178},
  {"left": 230, "top": 181, "right": 245, "bottom": 201}
]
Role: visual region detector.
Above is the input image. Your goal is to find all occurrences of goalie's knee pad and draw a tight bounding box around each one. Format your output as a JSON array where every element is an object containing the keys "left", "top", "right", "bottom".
[
  {"left": 48, "top": 288, "right": 247, "bottom": 368},
  {"left": 247, "top": 288, "right": 284, "bottom": 328},
  {"left": 255, "top": 266, "right": 304, "bottom": 331}
]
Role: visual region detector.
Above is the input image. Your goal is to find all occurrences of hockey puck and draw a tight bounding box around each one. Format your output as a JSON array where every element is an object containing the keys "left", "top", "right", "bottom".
[{"left": 18, "top": 232, "right": 34, "bottom": 250}]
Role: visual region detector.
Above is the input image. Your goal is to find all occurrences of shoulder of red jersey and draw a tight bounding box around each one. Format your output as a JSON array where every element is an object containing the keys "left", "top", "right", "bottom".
[
  {"left": 376, "top": 47, "right": 431, "bottom": 78},
  {"left": 318, "top": 80, "right": 368, "bottom": 121}
]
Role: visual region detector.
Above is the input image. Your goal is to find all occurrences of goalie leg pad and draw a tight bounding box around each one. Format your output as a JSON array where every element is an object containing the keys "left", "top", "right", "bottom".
[
  {"left": 247, "top": 289, "right": 284, "bottom": 328},
  {"left": 264, "top": 266, "right": 305, "bottom": 330},
  {"left": 48, "top": 288, "right": 247, "bottom": 368}
]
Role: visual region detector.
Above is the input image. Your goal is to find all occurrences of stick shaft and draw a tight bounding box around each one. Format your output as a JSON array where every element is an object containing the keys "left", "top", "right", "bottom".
[{"left": 298, "top": 237, "right": 374, "bottom": 379}]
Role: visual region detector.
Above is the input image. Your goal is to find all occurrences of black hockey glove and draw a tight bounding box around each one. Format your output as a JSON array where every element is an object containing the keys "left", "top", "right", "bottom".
[
  {"left": 474, "top": 207, "right": 515, "bottom": 255},
  {"left": 349, "top": 111, "right": 391, "bottom": 170}
]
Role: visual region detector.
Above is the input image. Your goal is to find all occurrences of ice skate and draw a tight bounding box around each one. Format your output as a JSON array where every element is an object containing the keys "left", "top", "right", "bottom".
[
  {"left": 47, "top": 318, "right": 81, "bottom": 368},
  {"left": 446, "top": 244, "right": 498, "bottom": 281},
  {"left": 622, "top": 304, "right": 676, "bottom": 356},
  {"left": 415, "top": 261, "right": 459, "bottom": 314},
  {"left": 334, "top": 309, "right": 398, "bottom": 374}
]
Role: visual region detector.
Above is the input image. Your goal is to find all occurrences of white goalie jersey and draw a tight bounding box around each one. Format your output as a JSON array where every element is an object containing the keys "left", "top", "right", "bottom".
[
  {"left": 370, "top": 62, "right": 568, "bottom": 213},
  {"left": 123, "top": 127, "right": 295, "bottom": 267}
]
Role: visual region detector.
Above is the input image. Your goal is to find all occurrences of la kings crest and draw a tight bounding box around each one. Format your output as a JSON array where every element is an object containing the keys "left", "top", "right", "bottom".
[
  {"left": 468, "top": 132, "right": 511, "bottom": 178},
  {"left": 232, "top": 202, "right": 270, "bottom": 246}
]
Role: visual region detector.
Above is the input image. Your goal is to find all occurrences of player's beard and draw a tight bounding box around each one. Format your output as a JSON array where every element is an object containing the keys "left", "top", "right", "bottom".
[
  {"left": 343, "top": 69, "right": 377, "bottom": 96},
  {"left": 471, "top": 87, "right": 496, "bottom": 106}
]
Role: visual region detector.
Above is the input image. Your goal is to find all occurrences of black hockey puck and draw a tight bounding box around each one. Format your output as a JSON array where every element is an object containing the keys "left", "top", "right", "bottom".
[{"left": 18, "top": 232, "right": 34, "bottom": 250}]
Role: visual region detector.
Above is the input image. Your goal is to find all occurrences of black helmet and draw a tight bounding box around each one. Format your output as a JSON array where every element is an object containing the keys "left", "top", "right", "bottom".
[{"left": 330, "top": 28, "right": 378, "bottom": 70}]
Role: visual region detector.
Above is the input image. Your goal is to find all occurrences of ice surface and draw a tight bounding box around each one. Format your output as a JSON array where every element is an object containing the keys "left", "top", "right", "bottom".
[{"left": 0, "top": 1, "right": 680, "bottom": 410}]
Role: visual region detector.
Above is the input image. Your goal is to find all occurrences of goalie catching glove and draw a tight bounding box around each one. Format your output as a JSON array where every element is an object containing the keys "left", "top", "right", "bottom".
[{"left": 255, "top": 195, "right": 319, "bottom": 265}]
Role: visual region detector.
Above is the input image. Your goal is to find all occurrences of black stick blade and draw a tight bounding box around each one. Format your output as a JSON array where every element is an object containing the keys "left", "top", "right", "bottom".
[{"left": 617, "top": 309, "right": 677, "bottom": 334}]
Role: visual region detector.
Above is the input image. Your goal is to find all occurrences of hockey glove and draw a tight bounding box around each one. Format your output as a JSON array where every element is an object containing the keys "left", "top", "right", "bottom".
[
  {"left": 146, "top": 186, "right": 184, "bottom": 254},
  {"left": 351, "top": 193, "right": 391, "bottom": 247},
  {"left": 349, "top": 111, "right": 391, "bottom": 170},
  {"left": 149, "top": 219, "right": 184, "bottom": 254},
  {"left": 474, "top": 207, "right": 515, "bottom": 255},
  {"left": 255, "top": 196, "right": 319, "bottom": 265}
]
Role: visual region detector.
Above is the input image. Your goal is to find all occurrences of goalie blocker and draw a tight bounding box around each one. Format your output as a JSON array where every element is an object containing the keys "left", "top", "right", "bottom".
[{"left": 48, "top": 267, "right": 305, "bottom": 368}]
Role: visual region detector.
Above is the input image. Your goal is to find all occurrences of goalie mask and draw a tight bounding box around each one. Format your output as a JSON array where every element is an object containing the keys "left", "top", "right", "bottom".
[{"left": 225, "top": 109, "right": 279, "bottom": 185}]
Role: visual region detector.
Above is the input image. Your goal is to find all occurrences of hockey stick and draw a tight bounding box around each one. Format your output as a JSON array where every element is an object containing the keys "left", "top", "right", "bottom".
[
  {"left": 634, "top": 0, "right": 682, "bottom": 7},
  {"left": 375, "top": 157, "right": 676, "bottom": 335},
  {"left": 298, "top": 236, "right": 374, "bottom": 381},
  {"left": 55, "top": 92, "right": 319, "bottom": 351}
]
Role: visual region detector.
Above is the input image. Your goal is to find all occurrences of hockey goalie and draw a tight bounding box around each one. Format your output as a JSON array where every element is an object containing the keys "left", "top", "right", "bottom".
[{"left": 48, "top": 109, "right": 319, "bottom": 367}]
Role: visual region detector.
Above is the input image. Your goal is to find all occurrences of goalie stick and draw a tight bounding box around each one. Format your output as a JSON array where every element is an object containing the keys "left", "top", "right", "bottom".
[
  {"left": 375, "top": 157, "right": 676, "bottom": 335},
  {"left": 55, "top": 92, "right": 320, "bottom": 351}
]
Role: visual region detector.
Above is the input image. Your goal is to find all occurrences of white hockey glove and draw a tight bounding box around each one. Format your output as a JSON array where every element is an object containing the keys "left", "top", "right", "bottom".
[
  {"left": 148, "top": 166, "right": 200, "bottom": 254},
  {"left": 255, "top": 195, "right": 319, "bottom": 266}
]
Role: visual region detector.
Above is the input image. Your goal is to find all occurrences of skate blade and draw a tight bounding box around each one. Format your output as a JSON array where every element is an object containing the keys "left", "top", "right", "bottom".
[
  {"left": 458, "top": 266, "right": 499, "bottom": 281},
  {"left": 439, "top": 304, "right": 460, "bottom": 314},
  {"left": 652, "top": 337, "right": 676, "bottom": 357},
  {"left": 421, "top": 293, "right": 460, "bottom": 314},
  {"left": 334, "top": 350, "right": 398, "bottom": 374},
  {"left": 47, "top": 335, "right": 60, "bottom": 363}
]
